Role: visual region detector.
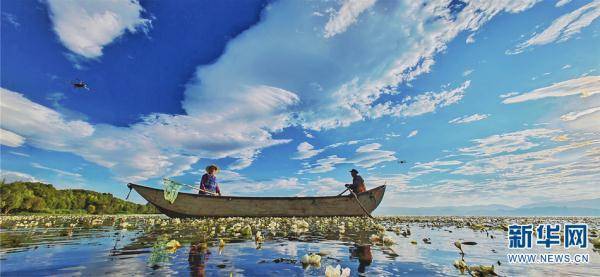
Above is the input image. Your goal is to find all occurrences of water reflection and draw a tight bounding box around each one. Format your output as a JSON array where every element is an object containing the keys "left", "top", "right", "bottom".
[
  {"left": 349, "top": 244, "right": 372, "bottom": 275},
  {"left": 188, "top": 241, "right": 210, "bottom": 277},
  {"left": 0, "top": 215, "right": 598, "bottom": 276}
]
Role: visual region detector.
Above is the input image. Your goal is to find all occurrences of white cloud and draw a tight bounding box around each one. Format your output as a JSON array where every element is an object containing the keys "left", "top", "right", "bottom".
[
  {"left": 0, "top": 128, "right": 25, "bottom": 147},
  {"left": 385, "top": 81, "right": 471, "bottom": 118},
  {"left": 462, "top": 69, "right": 474, "bottom": 76},
  {"left": 323, "top": 0, "right": 376, "bottom": 38},
  {"left": 465, "top": 33, "right": 476, "bottom": 44},
  {"left": 560, "top": 106, "right": 600, "bottom": 121},
  {"left": 0, "top": 170, "right": 41, "bottom": 183},
  {"left": 499, "top": 92, "right": 520, "bottom": 98},
  {"left": 448, "top": 113, "right": 489, "bottom": 124},
  {"left": 2, "top": 0, "right": 550, "bottom": 184},
  {"left": 502, "top": 76, "right": 600, "bottom": 104},
  {"left": 459, "top": 128, "right": 559, "bottom": 156},
  {"left": 299, "top": 142, "right": 396, "bottom": 173},
  {"left": 293, "top": 142, "right": 324, "bottom": 160},
  {"left": 349, "top": 143, "right": 397, "bottom": 168},
  {"left": 221, "top": 175, "right": 305, "bottom": 196},
  {"left": 411, "top": 160, "right": 463, "bottom": 176},
  {"left": 562, "top": 64, "right": 572, "bottom": 69},
  {"left": 556, "top": 0, "right": 572, "bottom": 7},
  {"left": 186, "top": 0, "right": 539, "bottom": 132},
  {"left": 384, "top": 132, "right": 401, "bottom": 140},
  {"left": 385, "top": 129, "right": 600, "bottom": 208},
  {"left": 31, "top": 162, "right": 82, "bottom": 178},
  {"left": 309, "top": 177, "right": 346, "bottom": 195},
  {"left": 407, "top": 130, "right": 418, "bottom": 138},
  {"left": 9, "top": 151, "right": 30, "bottom": 157},
  {"left": 1, "top": 87, "right": 297, "bottom": 182},
  {"left": 1, "top": 12, "right": 20, "bottom": 28},
  {"left": 0, "top": 88, "right": 94, "bottom": 151},
  {"left": 510, "top": 1, "right": 600, "bottom": 54},
  {"left": 299, "top": 155, "right": 346, "bottom": 174},
  {"left": 46, "top": 0, "right": 151, "bottom": 59}
]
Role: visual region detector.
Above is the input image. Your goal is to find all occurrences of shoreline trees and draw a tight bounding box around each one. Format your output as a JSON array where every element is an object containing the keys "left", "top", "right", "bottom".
[{"left": 0, "top": 181, "right": 156, "bottom": 215}]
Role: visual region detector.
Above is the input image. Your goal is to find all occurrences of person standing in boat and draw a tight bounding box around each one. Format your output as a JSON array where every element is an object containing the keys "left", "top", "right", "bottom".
[
  {"left": 199, "top": 164, "right": 221, "bottom": 196},
  {"left": 345, "top": 169, "right": 366, "bottom": 194}
]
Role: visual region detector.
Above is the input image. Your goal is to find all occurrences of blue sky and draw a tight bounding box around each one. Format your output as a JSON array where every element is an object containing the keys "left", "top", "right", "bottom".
[{"left": 1, "top": 0, "right": 599, "bottom": 210}]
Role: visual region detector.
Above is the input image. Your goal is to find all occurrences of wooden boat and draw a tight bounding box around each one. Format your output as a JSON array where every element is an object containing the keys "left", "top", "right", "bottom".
[{"left": 128, "top": 183, "right": 386, "bottom": 217}]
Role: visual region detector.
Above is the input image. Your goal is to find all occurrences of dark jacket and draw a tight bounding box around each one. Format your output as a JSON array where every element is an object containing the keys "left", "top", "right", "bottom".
[{"left": 347, "top": 175, "right": 366, "bottom": 193}]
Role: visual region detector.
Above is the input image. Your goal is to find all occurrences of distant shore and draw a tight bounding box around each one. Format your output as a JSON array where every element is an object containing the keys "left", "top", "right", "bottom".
[{"left": 0, "top": 181, "right": 157, "bottom": 215}]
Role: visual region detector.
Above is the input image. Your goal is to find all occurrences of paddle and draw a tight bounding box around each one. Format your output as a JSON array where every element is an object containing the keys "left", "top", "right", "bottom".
[
  {"left": 337, "top": 188, "right": 349, "bottom": 196},
  {"left": 339, "top": 186, "right": 374, "bottom": 219},
  {"left": 349, "top": 190, "right": 375, "bottom": 219},
  {"left": 178, "top": 182, "right": 219, "bottom": 196},
  {"left": 340, "top": 181, "right": 386, "bottom": 218}
]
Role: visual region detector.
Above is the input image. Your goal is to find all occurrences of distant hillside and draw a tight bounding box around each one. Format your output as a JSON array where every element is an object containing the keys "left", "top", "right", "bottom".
[
  {"left": 379, "top": 199, "right": 600, "bottom": 216},
  {"left": 0, "top": 181, "right": 157, "bottom": 215}
]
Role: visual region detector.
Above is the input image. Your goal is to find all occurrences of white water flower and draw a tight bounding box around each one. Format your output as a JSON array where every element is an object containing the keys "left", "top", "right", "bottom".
[
  {"left": 255, "top": 231, "right": 264, "bottom": 243},
  {"left": 369, "top": 234, "right": 381, "bottom": 243},
  {"left": 325, "top": 265, "right": 350, "bottom": 277},
  {"left": 383, "top": 236, "right": 395, "bottom": 245},
  {"left": 301, "top": 253, "right": 322, "bottom": 266}
]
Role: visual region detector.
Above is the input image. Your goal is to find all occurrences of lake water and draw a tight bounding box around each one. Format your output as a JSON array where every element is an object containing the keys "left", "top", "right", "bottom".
[{"left": 1, "top": 215, "right": 598, "bottom": 276}]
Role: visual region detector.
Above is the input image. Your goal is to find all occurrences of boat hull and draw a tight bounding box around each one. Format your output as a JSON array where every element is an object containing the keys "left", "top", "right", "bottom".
[{"left": 128, "top": 183, "right": 385, "bottom": 218}]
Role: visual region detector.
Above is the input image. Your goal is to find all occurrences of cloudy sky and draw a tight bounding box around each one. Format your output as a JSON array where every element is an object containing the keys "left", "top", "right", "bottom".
[{"left": 1, "top": 0, "right": 599, "bottom": 211}]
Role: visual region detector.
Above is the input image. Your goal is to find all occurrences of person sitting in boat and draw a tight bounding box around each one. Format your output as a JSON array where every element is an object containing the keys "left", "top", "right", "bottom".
[
  {"left": 345, "top": 169, "right": 366, "bottom": 194},
  {"left": 199, "top": 164, "right": 221, "bottom": 196}
]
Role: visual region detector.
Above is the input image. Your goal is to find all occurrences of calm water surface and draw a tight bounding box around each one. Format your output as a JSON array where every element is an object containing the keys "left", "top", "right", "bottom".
[{"left": 1, "top": 215, "right": 598, "bottom": 276}]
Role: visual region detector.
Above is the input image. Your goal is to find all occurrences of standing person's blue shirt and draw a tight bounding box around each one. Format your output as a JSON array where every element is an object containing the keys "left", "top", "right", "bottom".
[{"left": 200, "top": 165, "right": 221, "bottom": 196}]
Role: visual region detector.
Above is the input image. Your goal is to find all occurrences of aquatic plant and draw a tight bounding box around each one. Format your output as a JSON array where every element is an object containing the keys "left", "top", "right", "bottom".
[
  {"left": 369, "top": 234, "right": 380, "bottom": 243},
  {"left": 453, "top": 259, "right": 468, "bottom": 274},
  {"left": 324, "top": 264, "right": 350, "bottom": 277},
  {"left": 255, "top": 231, "right": 264, "bottom": 243},
  {"left": 382, "top": 236, "right": 395, "bottom": 246},
  {"left": 148, "top": 235, "right": 173, "bottom": 267},
  {"left": 300, "top": 253, "right": 321, "bottom": 267}
]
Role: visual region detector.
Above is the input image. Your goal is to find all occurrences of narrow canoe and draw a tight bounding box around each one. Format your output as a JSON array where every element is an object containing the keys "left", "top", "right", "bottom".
[{"left": 128, "top": 183, "right": 385, "bottom": 218}]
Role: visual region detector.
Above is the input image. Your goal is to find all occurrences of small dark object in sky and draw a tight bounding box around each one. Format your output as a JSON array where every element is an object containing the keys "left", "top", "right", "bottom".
[
  {"left": 72, "top": 80, "right": 90, "bottom": 90},
  {"left": 398, "top": 160, "right": 407, "bottom": 164}
]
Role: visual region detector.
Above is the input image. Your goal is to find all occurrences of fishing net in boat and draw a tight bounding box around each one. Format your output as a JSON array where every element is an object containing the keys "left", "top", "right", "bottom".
[{"left": 163, "top": 178, "right": 182, "bottom": 204}]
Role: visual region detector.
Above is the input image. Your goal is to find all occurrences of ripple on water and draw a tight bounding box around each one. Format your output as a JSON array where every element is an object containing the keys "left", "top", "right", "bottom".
[{"left": 0, "top": 215, "right": 598, "bottom": 276}]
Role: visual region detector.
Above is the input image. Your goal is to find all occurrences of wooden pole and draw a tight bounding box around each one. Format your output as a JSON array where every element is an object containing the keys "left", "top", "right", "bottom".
[
  {"left": 337, "top": 188, "right": 349, "bottom": 196},
  {"left": 174, "top": 181, "right": 219, "bottom": 196},
  {"left": 350, "top": 190, "right": 374, "bottom": 219}
]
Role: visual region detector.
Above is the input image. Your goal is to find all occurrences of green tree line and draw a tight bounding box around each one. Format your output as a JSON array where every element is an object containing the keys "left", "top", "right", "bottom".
[{"left": 0, "top": 181, "right": 157, "bottom": 215}]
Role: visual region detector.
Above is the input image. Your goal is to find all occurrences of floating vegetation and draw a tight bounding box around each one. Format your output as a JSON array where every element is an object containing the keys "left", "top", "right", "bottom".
[
  {"left": 148, "top": 235, "right": 174, "bottom": 267},
  {"left": 453, "top": 259, "right": 468, "bottom": 274},
  {"left": 591, "top": 237, "right": 600, "bottom": 249},
  {"left": 453, "top": 237, "right": 497, "bottom": 276},
  {"left": 165, "top": 239, "right": 181, "bottom": 252},
  {"left": 324, "top": 264, "right": 351, "bottom": 277},
  {"left": 1, "top": 215, "right": 599, "bottom": 275},
  {"left": 301, "top": 253, "right": 322, "bottom": 267}
]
